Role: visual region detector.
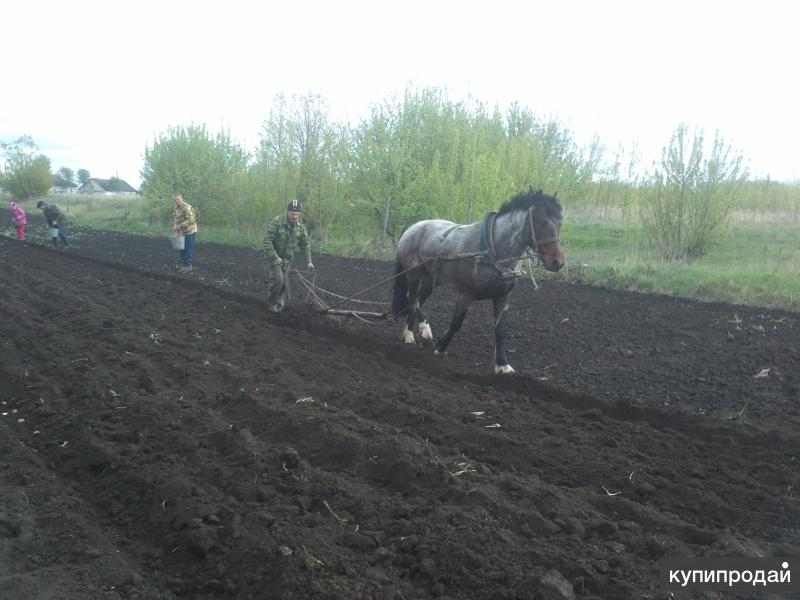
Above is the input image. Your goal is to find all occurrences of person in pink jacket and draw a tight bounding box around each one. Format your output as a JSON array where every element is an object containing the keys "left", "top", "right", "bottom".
[{"left": 10, "top": 201, "right": 27, "bottom": 240}]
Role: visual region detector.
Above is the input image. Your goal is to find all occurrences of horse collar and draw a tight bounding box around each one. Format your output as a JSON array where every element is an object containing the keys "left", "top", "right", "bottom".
[{"left": 480, "top": 212, "right": 499, "bottom": 261}]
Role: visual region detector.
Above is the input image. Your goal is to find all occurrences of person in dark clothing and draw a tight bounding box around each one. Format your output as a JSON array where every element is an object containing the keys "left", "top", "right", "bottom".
[{"left": 36, "top": 201, "right": 70, "bottom": 249}]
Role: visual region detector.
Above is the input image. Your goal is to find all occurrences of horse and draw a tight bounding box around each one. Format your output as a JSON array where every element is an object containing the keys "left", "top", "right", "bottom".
[{"left": 391, "top": 188, "right": 565, "bottom": 374}]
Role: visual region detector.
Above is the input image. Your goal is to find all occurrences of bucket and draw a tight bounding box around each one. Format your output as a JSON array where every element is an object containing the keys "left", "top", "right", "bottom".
[
  {"left": 169, "top": 234, "right": 185, "bottom": 250},
  {"left": 50, "top": 228, "right": 59, "bottom": 238}
]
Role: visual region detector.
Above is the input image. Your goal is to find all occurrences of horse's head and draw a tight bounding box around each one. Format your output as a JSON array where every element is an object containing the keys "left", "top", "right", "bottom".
[
  {"left": 525, "top": 190, "right": 565, "bottom": 272},
  {"left": 497, "top": 188, "right": 565, "bottom": 272}
]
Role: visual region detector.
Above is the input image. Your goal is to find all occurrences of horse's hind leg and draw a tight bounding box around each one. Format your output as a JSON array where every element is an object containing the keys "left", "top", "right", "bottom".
[
  {"left": 435, "top": 293, "right": 471, "bottom": 356},
  {"left": 416, "top": 275, "right": 435, "bottom": 346},
  {"left": 401, "top": 272, "right": 422, "bottom": 344},
  {"left": 493, "top": 293, "right": 515, "bottom": 374}
]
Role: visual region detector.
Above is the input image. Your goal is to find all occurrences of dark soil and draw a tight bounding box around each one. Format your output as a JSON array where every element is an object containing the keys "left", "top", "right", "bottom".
[{"left": 1, "top": 217, "right": 798, "bottom": 600}]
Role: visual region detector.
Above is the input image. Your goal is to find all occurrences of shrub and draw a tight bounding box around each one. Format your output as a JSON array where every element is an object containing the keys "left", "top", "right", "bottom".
[{"left": 641, "top": 124, "right": 747, "bottom": 261}]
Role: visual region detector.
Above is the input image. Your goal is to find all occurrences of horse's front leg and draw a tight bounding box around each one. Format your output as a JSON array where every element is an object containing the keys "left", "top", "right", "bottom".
[
  {"left": 493, "top": 294, "right": 515, "bottom": 374},
  {"left": 435, "top": 293, "right": 471, "bottom": 356}
]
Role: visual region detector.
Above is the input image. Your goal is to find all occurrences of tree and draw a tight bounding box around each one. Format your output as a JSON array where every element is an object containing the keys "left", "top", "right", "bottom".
[
  {"left": 503, "top": 103, "right": 589, "bottom": 199},
  {"left": 350, "top": 100, "right": 409, "bottom": 243},
  {"left": 641, "top": 124, "right": 748, "bottom": 261},
  {"left": 255, "top": 93, "right": 345, "bottom": 232},
  {"left": 54, "top": 166, "right": 76, "bottom": 188},
  {"left": 106, "top": 176, "right": 125, "bottom": 192},
  {"left": 349, "top": 87, "right": 585, "bottom": 242},
  {"left": 0, "top": 136, "right": 52, "bottom": 199},
  {"left": 140, "top": 124, "right": 249, "bottom": 226},
  {"left": 77, "top": 168, "right": 91, "bottom": 186}
]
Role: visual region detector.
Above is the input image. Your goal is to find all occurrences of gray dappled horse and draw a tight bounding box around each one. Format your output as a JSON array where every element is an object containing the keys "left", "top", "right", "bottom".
[{"left": 391, "top": 188, "right": 565, "bottom": 374}]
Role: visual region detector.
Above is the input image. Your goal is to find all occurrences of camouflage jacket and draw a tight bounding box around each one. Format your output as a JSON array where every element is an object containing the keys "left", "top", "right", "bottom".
[
  {"left": 173, "top": 202, "right": 198, "bottom": 235},
  {"left": 43, "top": 205, "right": 67, "bottom": 227},
  {"left": 263, "top": 215, "right": 311, "bottom": 265}
]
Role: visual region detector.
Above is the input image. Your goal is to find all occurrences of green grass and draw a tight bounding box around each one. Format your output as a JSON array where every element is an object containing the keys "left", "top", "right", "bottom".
[
  {"left": 26, "top": 195, "right": 266, "bottom": 248},
  {"left": 317, "top": 240, "right": 394, "bottom": 260},
  {"left": 563, "top": 218, "right": 800, "bottom": 310},
  {"left": 10, "top": 195, "right": 800, "bottom": 311}
]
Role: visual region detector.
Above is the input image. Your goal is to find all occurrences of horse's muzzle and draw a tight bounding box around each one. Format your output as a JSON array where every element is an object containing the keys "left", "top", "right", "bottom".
[{"left": 541, "top": 243, "right": 565, "bottom": 272}]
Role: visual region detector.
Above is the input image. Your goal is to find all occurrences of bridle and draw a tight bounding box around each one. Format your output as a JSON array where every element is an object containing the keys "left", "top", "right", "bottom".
[
  {"left": 526, "top": 206, "right": 560, "bottom": 257},
  {"left": 485, "top": 206, "right": 560, "bottom": 269}
]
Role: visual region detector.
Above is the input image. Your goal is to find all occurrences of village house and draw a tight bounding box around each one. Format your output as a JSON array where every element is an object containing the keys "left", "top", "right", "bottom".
[
  {"left": 49, "top": 175, "right": 77, "bottom": 195},
  {"left": 78, "top": 178, "right": 140, "bottom": 196}
]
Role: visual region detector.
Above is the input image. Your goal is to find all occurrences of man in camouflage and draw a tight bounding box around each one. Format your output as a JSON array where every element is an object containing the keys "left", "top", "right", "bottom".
[{"left": 263, "top": 199, "right": 314, "bottom": 313}]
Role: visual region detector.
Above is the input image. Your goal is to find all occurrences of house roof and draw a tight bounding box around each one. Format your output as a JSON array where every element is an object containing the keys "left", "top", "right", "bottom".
[
  {"left": 79, "top": 178, "right": 139, "bottom": 193},
  {"left": 50, "top": 174, "right": 76, "bottom": 187}
]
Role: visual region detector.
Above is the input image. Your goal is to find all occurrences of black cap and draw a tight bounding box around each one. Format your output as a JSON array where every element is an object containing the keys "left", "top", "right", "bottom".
[{"left": 287, "top": 199, "right": 302, "bottom": 212}]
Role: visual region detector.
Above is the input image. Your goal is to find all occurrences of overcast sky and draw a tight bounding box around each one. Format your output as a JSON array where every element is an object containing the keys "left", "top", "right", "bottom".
[{"left": 2, "top": 0, "right": 798, "bottom": 187}]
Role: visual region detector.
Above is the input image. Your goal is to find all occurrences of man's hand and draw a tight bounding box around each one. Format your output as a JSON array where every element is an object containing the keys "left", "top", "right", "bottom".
[
  {"left": 306, "top": 262, "right": 315, "bottom": 271},
  {"left": 275, "top": 257, "right": 283, "bottom": 266}
]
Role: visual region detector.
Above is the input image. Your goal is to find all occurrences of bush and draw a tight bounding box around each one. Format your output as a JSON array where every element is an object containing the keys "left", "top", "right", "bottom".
[{"left": 641, "top": 124, "right": 748, "bottom": 261}]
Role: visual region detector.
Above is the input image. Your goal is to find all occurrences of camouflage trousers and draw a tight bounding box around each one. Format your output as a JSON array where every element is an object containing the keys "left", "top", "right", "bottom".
[{"left": 266, "top": 261, "right": 290, "bottom": 312}]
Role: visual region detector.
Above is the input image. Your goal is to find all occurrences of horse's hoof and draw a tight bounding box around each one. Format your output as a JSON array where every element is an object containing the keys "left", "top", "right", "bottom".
[
  {"left": 434, "top": 349, "right": 447, "bottom": 358},
  {"left": 401, "top": 327, "right": 415, "bottom": 344},
  {"left": 419, "top": 322, "right": 434, "bottom": 347},
  {"left": 494, "top": 364, "right": 515, "bottom": 375}
]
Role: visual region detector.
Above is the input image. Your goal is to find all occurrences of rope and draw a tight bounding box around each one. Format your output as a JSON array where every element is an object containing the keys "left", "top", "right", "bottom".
[
  {"left": 295, "top": 273, "right": 390, "bottom": 306},
  {"left": 349, "top": 311, "right": 379, "bottom": 325},
  {"left": 290, "top": 271, "right": 389, "bottom": 325},
  {"left": 290, "top": 270, "right": 391, "bottom": 311},
  {"left": 291, "top": 271, "right": 330, "bottom": 311},
  {"left": 320, "top": 257, "right": 452, "bottom": 313},
  {"left": 289, "top": 253, "right": 466, "bottom": 316},
  {"left": 288, "top": 246, "right": 542, "bottom": 318},
  {"left": 524, "top": 252, "right": 540, "bottom": 290}
]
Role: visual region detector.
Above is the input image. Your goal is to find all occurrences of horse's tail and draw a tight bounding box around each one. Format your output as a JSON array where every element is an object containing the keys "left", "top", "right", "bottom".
[{"left": 391, "top": 258, "right": 409, "bottom": 318}]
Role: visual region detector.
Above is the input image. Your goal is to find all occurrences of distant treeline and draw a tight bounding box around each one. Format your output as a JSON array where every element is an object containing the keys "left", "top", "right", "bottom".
[{"left": 140, "top": 88, "right": 800, "bottom": 247}]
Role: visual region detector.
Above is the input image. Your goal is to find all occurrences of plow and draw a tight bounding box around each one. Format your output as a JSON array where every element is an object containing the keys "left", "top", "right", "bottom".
[{"left": 290, "top": 269, "right": 392, "bottom": 321}]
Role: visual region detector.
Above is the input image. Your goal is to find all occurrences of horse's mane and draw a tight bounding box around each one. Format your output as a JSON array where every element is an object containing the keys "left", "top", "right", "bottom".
[{"left": 497, "top": 188, "right": 562, "bottom": 220}]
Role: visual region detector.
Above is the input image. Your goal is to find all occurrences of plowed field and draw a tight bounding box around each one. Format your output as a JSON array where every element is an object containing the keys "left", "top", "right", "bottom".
[{"left": 1, "top": 218, "right": 798, "bottom": 600}]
